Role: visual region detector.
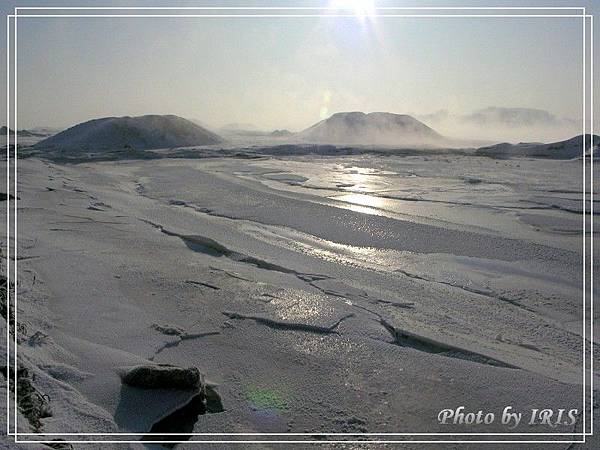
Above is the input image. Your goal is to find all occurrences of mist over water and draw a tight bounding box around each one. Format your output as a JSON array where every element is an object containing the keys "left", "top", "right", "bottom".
[{"left": 417, "top": 107, "right": 582, "bottom": 143}]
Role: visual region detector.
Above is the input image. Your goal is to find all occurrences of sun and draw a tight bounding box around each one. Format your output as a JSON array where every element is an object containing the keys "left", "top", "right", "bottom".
[{"left": 330, "top": 0, "right": 376, "bottom": 20}]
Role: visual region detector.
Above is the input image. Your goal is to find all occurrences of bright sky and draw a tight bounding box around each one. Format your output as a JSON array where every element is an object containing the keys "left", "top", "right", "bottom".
[{"left": 1, "top": 0, "right": 599, "bottom": 142}]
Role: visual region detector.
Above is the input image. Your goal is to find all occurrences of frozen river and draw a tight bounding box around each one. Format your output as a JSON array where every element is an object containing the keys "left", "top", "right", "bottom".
[{"left": 2, "top": 152, "right": 597, "bottom": 446}]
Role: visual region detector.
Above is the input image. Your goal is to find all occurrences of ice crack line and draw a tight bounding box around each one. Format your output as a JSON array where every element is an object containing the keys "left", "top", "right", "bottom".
[
  {"left": 393, "top": 268, "right": 537, "bottom": 314},
  {"left": 222, "top": 311, "right": 354, "bottom": 335},
  {"left": 149, "top": 331, "right": 221, "bottom": 361},
  {"left": 379, "top": 317, "right": 516, "bottom": 369}
]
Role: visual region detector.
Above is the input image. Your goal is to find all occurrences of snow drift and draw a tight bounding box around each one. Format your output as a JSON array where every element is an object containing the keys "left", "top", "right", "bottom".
[
  {"left": 299, "top": 112, "right": 444, "bottom": 146},
  {"left": 33, "top": 115, "right": 223, "bottom": 152},
  {"left": 476, "top": 134, "right": 598, "bottom": 159}
]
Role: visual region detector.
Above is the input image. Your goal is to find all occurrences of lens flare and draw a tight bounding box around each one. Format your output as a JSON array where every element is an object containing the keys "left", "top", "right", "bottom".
[
  {"left": 320, "top": 106, "right": 329, "bottom": 119},
  {"left": 320, "top": 90, "right": 332, "bottom": 119}
]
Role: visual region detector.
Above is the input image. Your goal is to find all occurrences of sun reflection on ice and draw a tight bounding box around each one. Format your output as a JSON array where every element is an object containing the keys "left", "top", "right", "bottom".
[
  {"left": 336, "top": 192, "right": 386, "bottom": 208},
  {"left": 332, "top": 193, "right": 388, "bottom": 216},
  {"left": 334, "top": 165, "right": 391, "bottom": 193}
]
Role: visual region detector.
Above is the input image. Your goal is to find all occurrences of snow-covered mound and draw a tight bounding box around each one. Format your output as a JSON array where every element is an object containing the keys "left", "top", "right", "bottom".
[
  {"left": 299, "top": 112, "right": 444, "bottom": 146},
  {"left": 476, "top": 134, "right": 598, "bottom": 159},
  {"left": 34, "top": 115, "right": 223, "bottom": 152}
]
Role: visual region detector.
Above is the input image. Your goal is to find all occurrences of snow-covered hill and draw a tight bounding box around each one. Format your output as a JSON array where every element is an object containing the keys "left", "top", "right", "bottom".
[
  {"left": 34, "top": 115, "right": 223, "bottom": 152},
  {"left": 299, "top": 112, "right": 444, "bottom": 146}
]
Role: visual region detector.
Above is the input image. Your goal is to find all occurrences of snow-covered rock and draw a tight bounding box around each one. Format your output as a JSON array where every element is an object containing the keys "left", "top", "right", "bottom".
[{"left": 119, "top": 364, "right": 203, "bottom": 390}]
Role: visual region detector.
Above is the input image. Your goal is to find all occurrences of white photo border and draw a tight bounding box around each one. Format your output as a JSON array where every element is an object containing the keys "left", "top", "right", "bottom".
[{"left": 5, "top": 5, "right": 594, "bottom": 445}]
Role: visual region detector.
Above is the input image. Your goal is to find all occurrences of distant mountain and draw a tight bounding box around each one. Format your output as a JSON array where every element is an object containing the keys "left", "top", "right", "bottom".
[
  {"left": 299, "top": 112, "right": 444, "bottom": 146},
  {"left": 476, "top": 134, "right": 598, "bottom": 159},
  {"left": 220, "top": 123, "right": 262, "bottom": 133},
  {"left": 462, "top": 107, "right": 561, "bottom": 127},
  {"left": 1, "top": 126, "right": 50, "bottom": 138},
  {"left": 28, "top": 126, "right": 63, "bottom": 136},
  {"left": 218, "top": 123, "right": 271, "bottom": 138},
  {"left": 270, "top": 129, "right": 293, "bottom": 138},
  {"left": 34, "top": 115, "right": 223, "bottom": 152}
]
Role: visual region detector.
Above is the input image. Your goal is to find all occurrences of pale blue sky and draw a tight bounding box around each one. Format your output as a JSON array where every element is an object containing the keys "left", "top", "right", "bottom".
[{"left": 2, "top": 0, "right": 599, "bottom": 142}]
